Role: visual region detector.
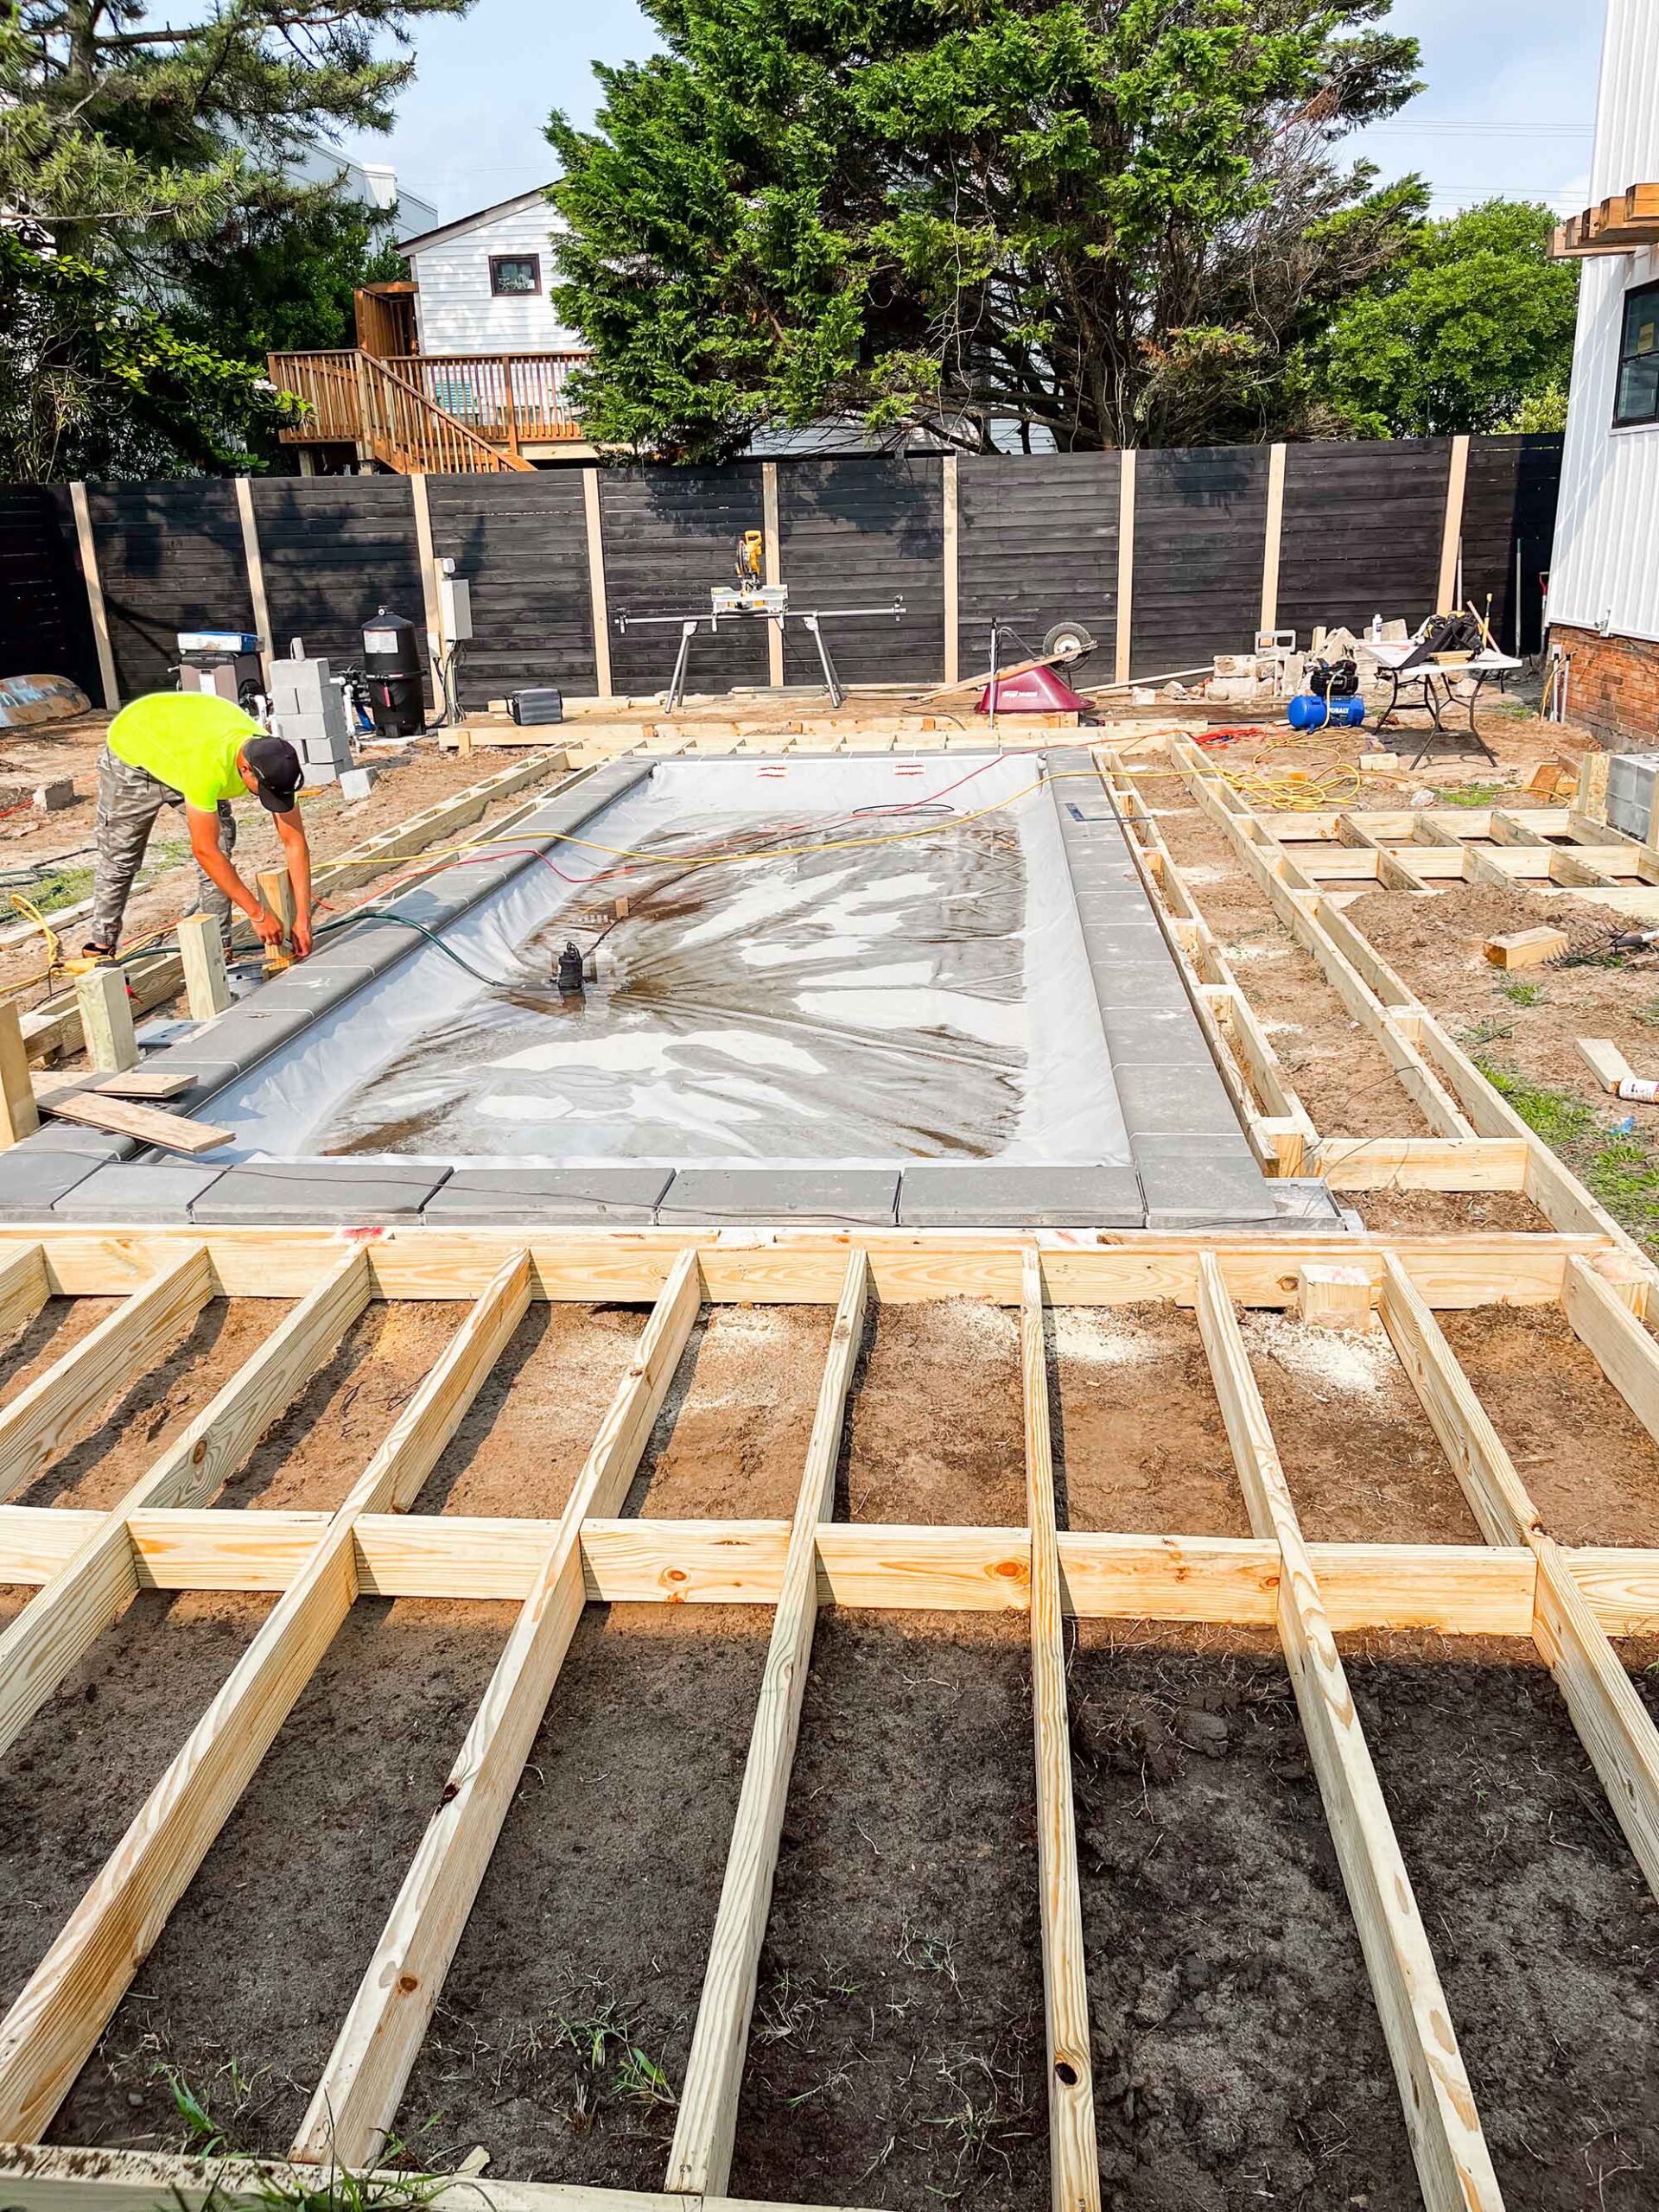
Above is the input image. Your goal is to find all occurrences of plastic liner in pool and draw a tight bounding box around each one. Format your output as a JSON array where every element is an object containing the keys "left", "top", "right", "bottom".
[{"left": 203, "top": 755, "right": 1131, "bottom": 1166}]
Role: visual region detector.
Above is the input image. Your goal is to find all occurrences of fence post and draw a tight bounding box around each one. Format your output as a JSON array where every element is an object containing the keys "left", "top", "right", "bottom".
[
  {"left": 68, "top": 483, "right": 118, "bottom": 710},
  {"left": 942, "top": 455, "right": 960, "bottom": 689},
  {"left": 1437, "top": 435, "right": 1471, "bottom": 615},
  {"left": 762, "top": 462, "right": 785, "bottom": 690},
  {"left": 234, "top": 480, "right": 274, "bottom": 686},
  {"left": 583, "top": 467, "right": 614, "bottom": 702},
  {"left": 409, "top": 474, "right": 443, "bottom": 708},
  {"left": 1114, "top": 450, "right": 1136, "bottom": 688},
  {"left": 1259, "top": 443, "right": 1286, "bottom": 638}
]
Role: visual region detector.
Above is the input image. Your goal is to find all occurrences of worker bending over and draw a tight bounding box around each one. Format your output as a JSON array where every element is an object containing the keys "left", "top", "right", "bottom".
[{"left": 86, "top": 691, "right": 314, "bottom": 962}]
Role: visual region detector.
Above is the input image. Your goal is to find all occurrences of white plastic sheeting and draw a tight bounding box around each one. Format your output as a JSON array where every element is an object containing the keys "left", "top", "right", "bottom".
[{"left": 202, "top": 753, "right": 1132, "bottom": 1166}]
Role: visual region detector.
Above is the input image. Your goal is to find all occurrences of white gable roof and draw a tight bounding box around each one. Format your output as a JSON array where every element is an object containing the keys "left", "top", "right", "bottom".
[{"left": 396, "top": 187, "right": 556, "bottom": 258}]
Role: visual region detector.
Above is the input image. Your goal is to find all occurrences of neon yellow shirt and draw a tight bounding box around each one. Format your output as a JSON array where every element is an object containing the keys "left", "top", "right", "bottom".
[{"left": 107, "top": 693, "right": 258, "bottom": 812}]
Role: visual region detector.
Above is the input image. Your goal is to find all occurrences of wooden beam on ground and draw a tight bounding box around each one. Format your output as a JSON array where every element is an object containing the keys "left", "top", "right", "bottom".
[
  {"left": 36, "top": 1090, "right": 230, "bottom": 1156},
  {"left": 1020, "top": 1252, "right": 1099, "bottom": 2212},
  {"left": 0, "top": 1247, "right": 213, "bottom": 1503},
  {"left": 665, "top": 1250, "right": 868, "bottom": 2195},
  {"left": 0, "top": 1253, "right": 529, "bottom": 2144},
  {"left": 0, "top": 1242, "right": 48, "bottom": 1342},
  {"left": 1315, "top": 1136, "right": 1529, "bottom": 1192},
  {"left": 1561, "top": 1255, "right": 1659, "bottom": 1442},
  {"left": 0, "top": 1251, "right": 369, "bottom": 1760},
  {"left": 292, "top": 1246, "right": 703, "bottom": 2169},
  {"left": 1194, "top": 1254, "right": 1502, "bottom": 2212},
  {"left": 0, "top": 1004, "right": 41, "bottom": 1147}
]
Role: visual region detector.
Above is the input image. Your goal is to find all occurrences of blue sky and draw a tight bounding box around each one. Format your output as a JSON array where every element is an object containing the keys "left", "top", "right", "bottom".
[{"left": 344, "top": 0, "right": 1602, "bottom": 229}]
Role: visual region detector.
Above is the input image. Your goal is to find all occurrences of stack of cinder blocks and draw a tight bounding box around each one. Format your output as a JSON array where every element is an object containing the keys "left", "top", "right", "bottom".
[{"left": 269, "top": 657, "right": 353, "bottom": 787}]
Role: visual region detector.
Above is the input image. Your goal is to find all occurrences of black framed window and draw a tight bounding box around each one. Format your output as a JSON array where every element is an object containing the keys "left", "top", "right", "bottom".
[
  {"left": 1615, "top": 278, "right": 1659, "bottom": 427},
  {"left": 489, "top": 253, "right": 541, "bottom": 296}
]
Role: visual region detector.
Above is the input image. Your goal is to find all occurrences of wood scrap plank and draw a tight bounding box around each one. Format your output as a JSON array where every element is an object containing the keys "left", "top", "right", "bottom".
[
  {"left": 0, "top": 1252, "right": 529, "bottom": 2144},
  {"left": 665, "top": 1250, "right": 868, "bottom": 2194},
  {"left": 37, "top": 1090, "right": 230, "bottom": 1154},
  {"left": 0, "top": 1242, "right": 48, "bottom": 1342},
  {"left": 1483, "top": 927, "right": 1567, "bottom": 969},
  {"left": 291, "top": 1246, "right": 703, "bottom": 2169}
]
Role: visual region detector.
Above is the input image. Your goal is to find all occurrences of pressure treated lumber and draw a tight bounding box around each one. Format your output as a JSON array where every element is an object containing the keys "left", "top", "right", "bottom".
[
  {"left": 0, "top": 1252, "right": 530, "bottom": 2145},
  {"left": 1195, "top": 1255, "right": 1503, "bottom": 2212},
  {"left": 0, "top": 1241, "right": 48, "bottom": 1343},
  {"left": 0, "top": 1003, "right": 40, "bottom": 1145},
  {"left": 0, "top": 1252, "right": 370, "bottom": 1760},
  {"left": 1020, "top": 1252, "right": 1100, "bottom": 2212},
  {"left": 0, "top": 1245, "right": 213, "bottom": 1502},
  {"left": 176, "top": 913, "right": 232, "bottom": 1022},
  {"left": 37, "top": 1090, "right": 231, "bottom": 1155},
  {"left": 1561, "top": 1254, "right": 1659, "bottom": 1443},
  {"left": 73, "top": 968, "right": 137, "bottom": 1076},
  {"left": 665, "top": 1249, "right": 869, "bottom": 2195},
  {"left": 292, "top": 1247, "right": 703, "bottom": 2169}
]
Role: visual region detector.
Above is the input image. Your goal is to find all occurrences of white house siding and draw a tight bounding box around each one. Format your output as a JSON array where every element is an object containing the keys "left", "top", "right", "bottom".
[
  {"left": 406, "top": 202, "right": 582, "bottom": 355},
  {"left": 1551, "top": 0, "right": 1659, "bottom": 645}
]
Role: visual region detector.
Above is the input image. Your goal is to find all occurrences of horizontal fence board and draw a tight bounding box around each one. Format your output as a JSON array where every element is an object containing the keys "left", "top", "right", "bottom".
[
  {"left": 87, "top": 485, "right": 253, "bottom": 702},
  {"left": 1277, "top": 440, "right": 1449, "bottom": 645},
  {"left": 427, "top": 473, "right": 596, "bottom": 708},
  {"left": 778, "top": 456, "right": 944, "bottom": 685},
  {"left": 0, "top": 487, "right": 97, "bottom": 699},
  {"left": 250, "top": 478, "right": 428, "bottom": 701},
  {"left": 1460, "top": 432, "right": 1562, "bottom": 658},
  {"left": 957, "top": 452, "right": 1119, "bottom": 683},
  {"left": 1130, "top": 445, "right": 1269, "bottom": 678},
  {"left": 602, "top": 465, "right": 768, "bottom": 696}
]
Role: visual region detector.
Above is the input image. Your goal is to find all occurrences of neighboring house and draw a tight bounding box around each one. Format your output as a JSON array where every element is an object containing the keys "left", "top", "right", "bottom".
[
  {"left": 283, "top": 141, "right": 439, "bottom": 244},
  {"left": 397, "top": 188, "right": 582, "bottom": 355},
  {"left": 1548, "top": 0, "right": 1659, "bottom": 744}
]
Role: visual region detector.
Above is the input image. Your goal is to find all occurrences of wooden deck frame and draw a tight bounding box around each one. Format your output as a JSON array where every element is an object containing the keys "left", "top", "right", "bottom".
[{"left": 0, "top": 1230, "right": 1657, "bottom": 2212}]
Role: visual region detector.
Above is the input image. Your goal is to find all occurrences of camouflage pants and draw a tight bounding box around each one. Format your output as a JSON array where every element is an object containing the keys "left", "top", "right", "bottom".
[{"left": 90, "top": 746, "right": 237, "bottom": 950}]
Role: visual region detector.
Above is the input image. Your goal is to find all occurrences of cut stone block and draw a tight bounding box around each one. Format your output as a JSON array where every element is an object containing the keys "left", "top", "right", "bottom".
[
  {"left": 655, "top": 1168, "right": 899, "bottom": 1226},
  {"left": 22, "top": 1123, "right": 138, "bottom": 1162},
  {"left": 1135, "top": 1147, "right": 1278, "bottom": 1228},
  {"left": 0, "top": 1147, "right": 106, "bottom": 1218},
  {"left": 56, "top": 1161, "right": 227, "bottom": 1221},
  {"left": 192, "top": 1160, "right": 451, "bottom": 1224},
  {"left": 424, "top": 1167, "right": 673, "bottom": 1224},
  {"left": 340, "top": 767, "right": 378, "bottom": 803},
  {"left": 1112, "top": 1061, "right": 1243, "bottom": 1141},
  {"left": 32, "top": 779, "right": 75, "bottom": 812},
  {"left": 899, "top": 1164, "right": 1143, "bottom": 1228}
]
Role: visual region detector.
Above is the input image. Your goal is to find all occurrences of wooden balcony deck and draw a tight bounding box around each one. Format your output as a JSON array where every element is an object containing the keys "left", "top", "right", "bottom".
[{"left": 267, "top": 349, "right": 589, "bottom": 470}]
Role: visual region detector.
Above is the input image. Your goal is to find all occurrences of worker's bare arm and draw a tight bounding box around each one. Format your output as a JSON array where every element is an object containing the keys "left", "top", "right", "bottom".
[
  {"left": 275, "top": 808, "right": 314, "bottom": 958},
  {"left": 185, "top": 806, "right": 283, "bottom": 947}
]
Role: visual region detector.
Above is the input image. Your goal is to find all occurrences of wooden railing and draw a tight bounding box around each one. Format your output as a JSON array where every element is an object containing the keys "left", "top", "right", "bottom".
[
  {"left": 267, "top": 349, "right": 587, "bottom": 467},
  {"left": 387, "top": 353, "right": 587, "bottom": 450}
]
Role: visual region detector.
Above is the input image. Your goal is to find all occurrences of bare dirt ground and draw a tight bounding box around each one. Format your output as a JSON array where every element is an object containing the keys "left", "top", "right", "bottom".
[
  {"left": 53, "top": 1594, "right": 517, "bottom": 2156},
  {"left": 629, "top": 1305, "right": 836, "bottom": 1520},
  {"left": 393, "top": 1604, "right": 770, "bottom": 2188},
  {"left": 0, "top": 1590, "right": 272, "bottom": 2017},
  {"left": 728, "top": 1611, "right": 1044, "bottom": 2212},
  {"left": 1344, "top": 1633, "right": 1659, "bottom": 2210},
  {"left": 1242, "top": 1311, "right": 1481, "bottom": 1544},
  {"left": 1440, "top": 1304, "right": 1659, "bottom": 1548},
  {"left": 0, "top": 1296, "right": 119, "bottom": 1400},
  {"left": 1050, "top": 1306, "right": 1250, "bottom": 1539},
  {"left": 1070, "top": 1624, "right": 1417, "bottom": 2209},
  {"left": 841, "top": 1301, "right": 1027, "bottom": 1527}
]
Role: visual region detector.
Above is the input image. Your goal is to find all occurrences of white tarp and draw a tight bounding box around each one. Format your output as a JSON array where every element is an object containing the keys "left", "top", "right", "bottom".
[{"left": 202, "top": 753, "right": 1131, "bottom": 1166}]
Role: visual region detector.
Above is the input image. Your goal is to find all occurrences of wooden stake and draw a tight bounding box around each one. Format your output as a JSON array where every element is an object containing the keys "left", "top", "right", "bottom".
[
  {"left": 257, "top": 868, "right": 296, "bottom": 937},
  {"left": 73, "top": 967, "right": 137, "bottom": 1075},
  {"left": 665, "top": 1249, "right": 868, "bottom": 2194},
  {"left": 177, "top": 913, "right": 232, "bottom": 1022},
  {"left": 1296, "top": 1263, "right": 1374, "bottom": 1333},
  {"left": 0, "top": 1002, "right": 40, "bottom": 1146}
]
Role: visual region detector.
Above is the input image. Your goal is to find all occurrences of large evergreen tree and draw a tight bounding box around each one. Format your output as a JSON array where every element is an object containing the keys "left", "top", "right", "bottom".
[{"left": 547, "top": 0, "right": 1426, "bottom": 459}]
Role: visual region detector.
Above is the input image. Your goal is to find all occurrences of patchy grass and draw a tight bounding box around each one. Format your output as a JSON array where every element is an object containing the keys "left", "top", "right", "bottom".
[
  {"left": 1437, "top": 782, "right": 1508, "bottom": 809},
  {"left": 1497, "top": 979, "right": 1545, "bottom": 1007},
  {"left": 549, "top": 1984, "right": 678, "bottom": 2113},
  {"left": 1637, "top": 1000, "right": 1659, "bottom": 1030},
  {"left": 1476, "top": 1058, "right": 1659, "bottom": 1244}
]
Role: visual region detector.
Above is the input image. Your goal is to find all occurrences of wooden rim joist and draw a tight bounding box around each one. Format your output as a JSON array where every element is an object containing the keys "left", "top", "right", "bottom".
[{"left": 0, "top": 1228, "right": 1657, "bottom": 2212}]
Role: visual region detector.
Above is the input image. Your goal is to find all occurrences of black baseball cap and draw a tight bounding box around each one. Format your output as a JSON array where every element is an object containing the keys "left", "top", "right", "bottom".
[{"left": 242, "top": 735, "right": 303, "bottom": 814}]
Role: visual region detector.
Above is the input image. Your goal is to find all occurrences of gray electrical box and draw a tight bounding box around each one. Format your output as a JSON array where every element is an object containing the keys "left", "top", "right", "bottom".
[{"left": 438, "top": 573, "right": 473, "bottom": 643}]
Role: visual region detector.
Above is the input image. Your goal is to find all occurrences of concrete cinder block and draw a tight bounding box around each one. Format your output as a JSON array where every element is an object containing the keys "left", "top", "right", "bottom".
[
  {"left": 899, "top": 1164, "right": 1143, "bottom": 1228},
  {"left": 424, "top": 1168, "right": 673, "bottom": 1225},
  {"left": 0, "top": 1147, "right": 107, "bottom": 1218},
  {"left": 339, "top": 766, "right": 378, "bottom": 803},
  {"left": 654, "top": 1168, "right": 899, "bottom": 1226},
  {"left": 55, "top": 1161, "right": 227, "bottom": 1221},
  {"left": 32, "top": 778, "right": 75, "bottom": 812},
  {"left": 192, "top": 1160, "right": 451, "bottom": 1224}
]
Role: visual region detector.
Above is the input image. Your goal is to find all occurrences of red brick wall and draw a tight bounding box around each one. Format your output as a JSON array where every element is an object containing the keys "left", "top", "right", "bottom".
[{"left": 1552, "top": 623, "right": 1659, "bottom": 748}]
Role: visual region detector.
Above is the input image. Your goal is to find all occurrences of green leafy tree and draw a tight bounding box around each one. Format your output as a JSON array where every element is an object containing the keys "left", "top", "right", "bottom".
[
  {"left": 163, "top": 190, "right": 406, "bottom": 363},
  {"left": 0, "top": 229, "right": 304, "bottom": 479},
  {"left": 1315, "top": 199, "right": 1579, "bottom": 435},
  {"left": 547, "top": 0, "right": 1425, "bottom": 460}
]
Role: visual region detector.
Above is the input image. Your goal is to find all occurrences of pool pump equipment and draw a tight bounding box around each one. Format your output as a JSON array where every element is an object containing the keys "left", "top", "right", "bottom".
[
  {"left": 362, "top": 607, "right": 425, "bottom": 737},
  {"left": 613, "top": 531, "right": 906, "bottom": 711},
  {"left": 555, "top": 941, "right": 586, "bottom": 996}
]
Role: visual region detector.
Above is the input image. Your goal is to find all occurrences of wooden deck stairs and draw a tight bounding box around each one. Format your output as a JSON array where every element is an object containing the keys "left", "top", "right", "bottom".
[{"left": 268, "top": 351, "right": 536, "bottom": 474}]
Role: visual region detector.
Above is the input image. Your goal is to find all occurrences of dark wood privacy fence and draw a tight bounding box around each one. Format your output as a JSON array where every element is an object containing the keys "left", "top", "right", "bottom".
[{"left": 0, "top": 435, "right": 1562, "bottom": 713}]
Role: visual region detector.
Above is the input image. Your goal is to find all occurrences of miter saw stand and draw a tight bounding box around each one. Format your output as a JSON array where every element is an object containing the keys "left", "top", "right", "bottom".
[{"left": 613, "top": 531, "right": 906, "bottom": 712}]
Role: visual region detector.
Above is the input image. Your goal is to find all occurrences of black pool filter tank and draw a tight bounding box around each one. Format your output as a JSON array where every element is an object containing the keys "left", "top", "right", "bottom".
[{"left": 362, "top": 607, "right": 424, "bottom": 737}]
